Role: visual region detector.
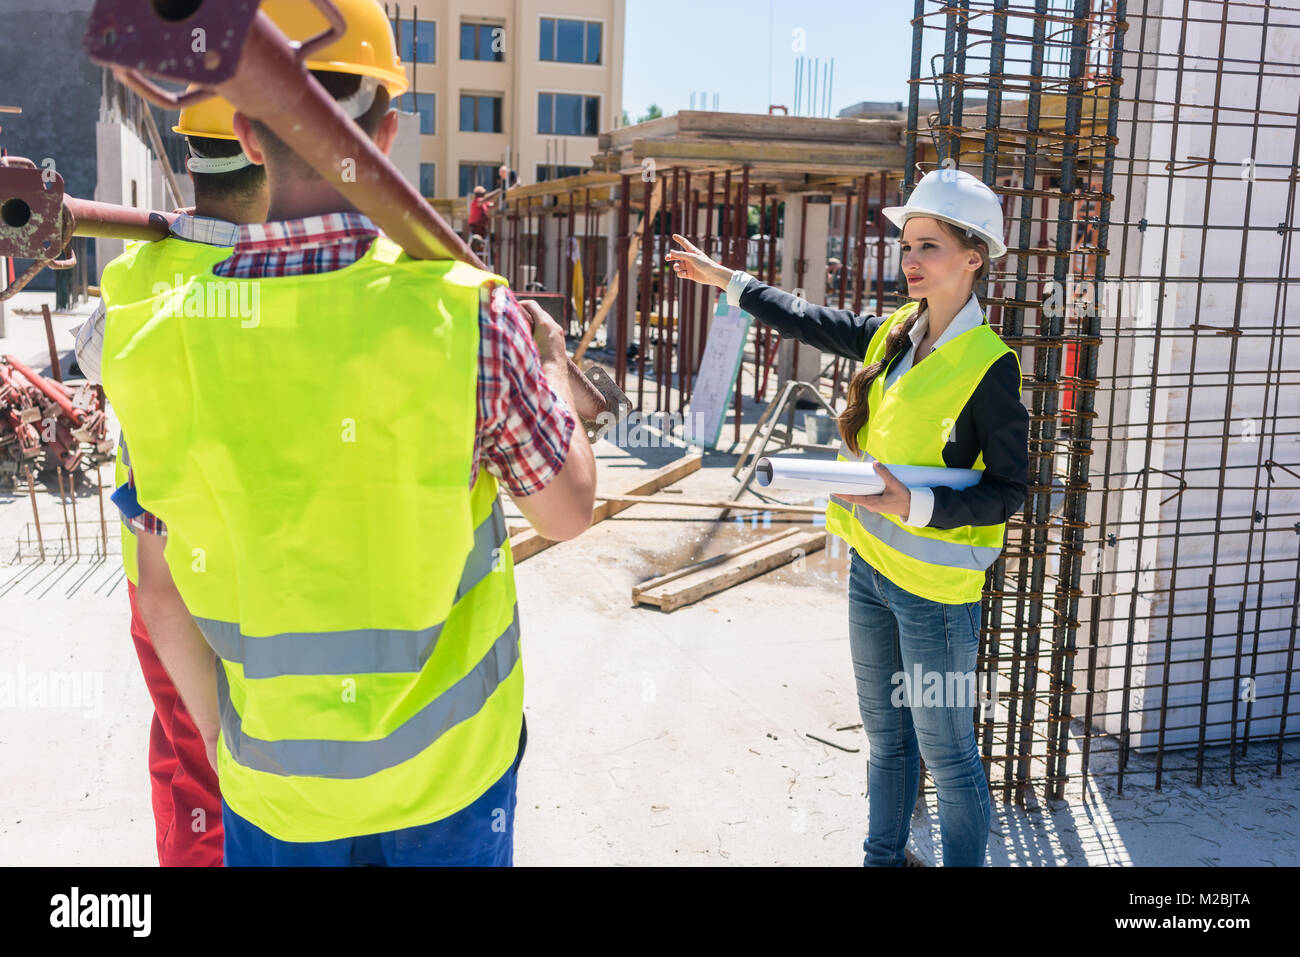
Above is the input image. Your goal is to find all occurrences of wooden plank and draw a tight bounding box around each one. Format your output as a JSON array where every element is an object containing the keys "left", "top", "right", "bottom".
[
  {"left": 675, "top": 110, "right": 903, "bottom": 144},
  {"left": 508, "top": 453, "right": 703, "bottom": 562},
  {"left": 596, "top": 494, "right": 823, "bottom": 514},
  {"left": 572, "top": 176, "right": 663, "bottom": 363},
  {"left": 633, "top": 528, "right": 802, "bottom": 593},
  {"left": 630, "top": 138, "right": 904, "bottom": 169},
  {"left": 632, "top": 529, "right": 828, "bottom": 612},
  {"left": 496, "top": 172, "right": 620, "bottom": 204},
  {"left": 597, "top": 113, "right": 683, "bottom": 150}
]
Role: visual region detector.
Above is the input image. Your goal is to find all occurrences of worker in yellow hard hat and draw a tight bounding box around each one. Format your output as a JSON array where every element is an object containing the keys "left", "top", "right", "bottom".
[
  {"left": 99, "top": 0, "right": 595, "bottom": 867},
  {"left": 74, "top": 89, "right": 268, "bottom": 868},
  {"left": 259, "top": 0, "right": 409, "bottom": 95}
]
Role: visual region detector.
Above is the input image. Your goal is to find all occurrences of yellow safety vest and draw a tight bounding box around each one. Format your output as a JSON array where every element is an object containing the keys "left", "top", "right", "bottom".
[
  {"left": 100, "top": 238, "right": 233, "bottom": 587},
  {"left": 101, "top": 236, "right": 522, "bottom": 842},
  {"left": 825, "top": 301, "right": 1020, "bottom": 604}
]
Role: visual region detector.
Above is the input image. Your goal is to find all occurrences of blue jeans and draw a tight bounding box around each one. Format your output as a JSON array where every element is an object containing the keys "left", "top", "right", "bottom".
[
  {"left": 223, "top": 720, "right": 526, "bottom": 866},
  {"left": 847, "top": 548, "right": 992, "bottom": 866}
]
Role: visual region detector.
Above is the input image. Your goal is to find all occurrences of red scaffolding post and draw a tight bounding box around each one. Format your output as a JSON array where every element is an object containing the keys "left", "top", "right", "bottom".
[
  {"left": 875, "top": 172, "right": 888, "bottom": 310},
  {"left": 636, "top": 176, "right": 655, "bottom": 412},
  {"left": 697, "top": 171, "right": 715, "bottom": 377},
  {"left": 616, "top": 173, "right": 631, "bottom": 389}
]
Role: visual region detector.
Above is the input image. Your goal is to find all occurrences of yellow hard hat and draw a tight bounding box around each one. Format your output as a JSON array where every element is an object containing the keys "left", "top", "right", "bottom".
[
  {"left": 173, "top": 90, "right": 241, "bottom": 140},
  {"left": 260, "top": 0, "right": 409, "bottom": 96}
]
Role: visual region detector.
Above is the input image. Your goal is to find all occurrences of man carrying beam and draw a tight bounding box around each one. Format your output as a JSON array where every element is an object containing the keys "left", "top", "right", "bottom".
[{"left": 98, "top": 0, "right": 596, "bottom": 867}]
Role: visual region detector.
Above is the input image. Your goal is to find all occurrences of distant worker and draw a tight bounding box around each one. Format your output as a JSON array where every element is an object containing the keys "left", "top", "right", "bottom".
[
  {"left": 826, "top": 256, "right": 844, "bottom": 297},
  {"left": 468, "top": 184, "right": 495, "bottom": 241},
  {"left": 75, "top": 91, "right": 269, "bottom": 867},
  {"left": 100, "top": 0, "right": 596, "bottom": 867},
  {"left": 496, "top": 164, "right": 519, "bottom": 210},
  {"left": 668, "top": 167, "right": 1028, "bottom": 867}
]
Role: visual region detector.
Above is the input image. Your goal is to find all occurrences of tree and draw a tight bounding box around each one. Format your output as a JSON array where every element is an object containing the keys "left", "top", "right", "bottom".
[{"left": 638, "top": 103, "right": 663, "bottom": 123}]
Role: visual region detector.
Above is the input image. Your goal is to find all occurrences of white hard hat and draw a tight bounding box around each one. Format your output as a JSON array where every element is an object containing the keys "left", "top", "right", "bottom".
[{"left": 882, "top": 167, "right": 1007, "bottom": 259}]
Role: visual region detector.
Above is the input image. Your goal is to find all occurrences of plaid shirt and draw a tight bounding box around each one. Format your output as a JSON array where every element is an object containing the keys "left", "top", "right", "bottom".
[{"left": 127, "top": 212, "right": 573, "bottom": 536}]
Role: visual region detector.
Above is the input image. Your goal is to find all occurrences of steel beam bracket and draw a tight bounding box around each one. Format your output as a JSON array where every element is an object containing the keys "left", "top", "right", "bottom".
[
  {"left": 83, "top": 0, "right": 263, "bottom": 88},
  {"left": 0, "top": 161, "right": 68, "bottom": 260},
  {"left": 580, "top": 364, "right": 633, "bottom": 444}
]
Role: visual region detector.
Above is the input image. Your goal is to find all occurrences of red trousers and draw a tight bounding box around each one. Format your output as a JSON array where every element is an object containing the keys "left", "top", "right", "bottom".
[{"left": 127, "top": 582, "right": 224, "bottom": 866}]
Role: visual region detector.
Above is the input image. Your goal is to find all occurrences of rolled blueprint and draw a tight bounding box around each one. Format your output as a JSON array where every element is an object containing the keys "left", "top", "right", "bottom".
[{"left": 754, "top": 456, "right": 982, "bottom": 495}]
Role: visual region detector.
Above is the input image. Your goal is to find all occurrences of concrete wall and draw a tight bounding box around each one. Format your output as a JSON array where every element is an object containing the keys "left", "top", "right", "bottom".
[
  {"left": 0, "top": 0, "right": 100, "bottom": 290},
  {"left": 93, "top": 118, "right": 176, "bottom": 274},
  {"left": 0, "top": 0, "right": 98, "bottom": 196},
  {"left": 391, "top": 109, "right": 423, "bottom": 194}
]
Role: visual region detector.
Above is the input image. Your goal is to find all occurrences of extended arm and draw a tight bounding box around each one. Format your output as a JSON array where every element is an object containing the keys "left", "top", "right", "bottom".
[
  {"left": 735, "top": 276, "right": 883, "bottom": 363},
  {"left": 666, "top": 233, "right": 882, "bottom": 364}
]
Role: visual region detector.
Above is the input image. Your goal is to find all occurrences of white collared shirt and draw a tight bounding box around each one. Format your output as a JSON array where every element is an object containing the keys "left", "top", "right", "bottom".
[{"left": 883, "top": 291, "right": 985, "bottom": 391}]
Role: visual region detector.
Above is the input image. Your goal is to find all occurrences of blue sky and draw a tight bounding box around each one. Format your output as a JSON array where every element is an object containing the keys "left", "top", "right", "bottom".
[{"left": 622, "top": 0, "right": 919, "bottom": 121}]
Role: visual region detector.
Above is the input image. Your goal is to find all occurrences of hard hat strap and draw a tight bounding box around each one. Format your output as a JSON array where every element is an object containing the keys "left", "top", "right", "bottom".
[
  {"left": 186, "top": 154, "right": 253, "bottom": 174},
  {"left": 187, "top": 144, "right": 254, "bottom": 175},
  {"left": 337, "top": 76, "right": 381, "bottom": 120}
]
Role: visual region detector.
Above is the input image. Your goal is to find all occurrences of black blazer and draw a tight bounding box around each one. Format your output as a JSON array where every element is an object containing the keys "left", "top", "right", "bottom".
[{"left": 737, "top": 279, "right": 1029, "bottom": 530}]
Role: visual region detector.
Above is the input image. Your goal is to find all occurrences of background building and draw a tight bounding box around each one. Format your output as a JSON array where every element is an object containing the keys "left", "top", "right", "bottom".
[{"left": 384, "top": 0, "right": 626, "bottom": 198}]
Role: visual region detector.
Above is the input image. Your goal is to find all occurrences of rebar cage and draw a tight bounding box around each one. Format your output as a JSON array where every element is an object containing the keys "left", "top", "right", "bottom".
[{"left": 905, "top": 0, "right": 1299, "bottom": 803}]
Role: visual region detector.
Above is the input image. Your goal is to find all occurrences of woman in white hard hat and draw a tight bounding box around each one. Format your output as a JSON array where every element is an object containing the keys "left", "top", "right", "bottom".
[{"left": 668, "top": 168, "right": 1028, "bottom": 866}]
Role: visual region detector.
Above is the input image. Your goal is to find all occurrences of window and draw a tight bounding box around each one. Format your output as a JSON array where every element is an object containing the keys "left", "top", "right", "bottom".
[
  {"left": 459, "top": 163, "right": 499, "bottom": 197},
  {"left": 536, "top": 164, "right": 585, "bottom": 182},
  {"left": 459, "top": 94, "right": 503, "bottom": 133},
  {"left": 537, "top": 93, "right": 600, "bottom": 136},
  {"left": 419, "top": 163, "right": 436, "bottom": 198},
  {"left": 539, "top": 17, "right": 601, "bottom": 64},
  {"left": 396, "top": 92, "right": 436, "bottom": 135},
  {"left": 394, "top": 18, "right": 435, "bottom": 63},
  {"left": 461, "top": 22, "right": 504, "bottom": 61}
]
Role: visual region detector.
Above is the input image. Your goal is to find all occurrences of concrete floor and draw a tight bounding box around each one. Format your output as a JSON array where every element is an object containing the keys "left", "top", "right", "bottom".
[{"left": 1, "top": 290, "right": 1296, "bottom": 866}]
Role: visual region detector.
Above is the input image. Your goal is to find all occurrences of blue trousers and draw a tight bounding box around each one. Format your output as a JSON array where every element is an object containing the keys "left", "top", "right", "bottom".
[
  {"left": 223, "top": 720, "right": 526, "bottom": 867},
  {"left": 847, "top": 549, "right": 992, "bottom": 866}
]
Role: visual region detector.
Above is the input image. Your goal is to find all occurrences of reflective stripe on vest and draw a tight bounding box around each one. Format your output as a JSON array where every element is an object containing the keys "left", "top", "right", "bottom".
[
  {"left": 831, "top": 444, "right": 1004, "bottom": 572},
  {"left": 216, "top": 607, "right": 520, "bottom": 779},
  {"left": 195, "top": 499, "right": 508, "bottom": 678}
]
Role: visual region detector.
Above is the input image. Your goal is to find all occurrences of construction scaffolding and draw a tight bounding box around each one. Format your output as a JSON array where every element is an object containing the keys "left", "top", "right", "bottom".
[
  {"left": 904, "top": 0, "right": 1300, "bottom": 803},
  {"left": 484, "top": 111, "right": 909, "bottom": 433}
]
